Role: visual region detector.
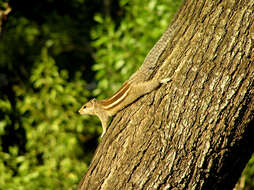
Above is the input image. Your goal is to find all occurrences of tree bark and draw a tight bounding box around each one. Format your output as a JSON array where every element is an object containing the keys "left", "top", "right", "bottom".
[{"left": 79, "top": 0, "right": 254, "bottom": 189}]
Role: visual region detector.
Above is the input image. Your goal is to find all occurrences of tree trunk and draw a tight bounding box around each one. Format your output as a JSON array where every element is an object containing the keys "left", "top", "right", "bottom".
[{"left": 79, "top": 0, "right": 254, "bottom": 189}]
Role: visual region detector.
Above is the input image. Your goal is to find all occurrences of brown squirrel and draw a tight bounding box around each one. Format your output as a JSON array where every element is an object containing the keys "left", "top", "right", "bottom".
[{"left": 79, "top": 78, "right": 171, "bottom": 136}]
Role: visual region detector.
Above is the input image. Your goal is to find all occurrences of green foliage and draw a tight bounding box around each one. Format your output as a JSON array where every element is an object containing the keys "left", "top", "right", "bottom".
[
  {"left": 1, "top": 1, "right": 100, "bottom": 188},
  {"left": 0, "top": 47, "right": 92, "bottom": 189},
  {"left": 241, "top": 155, "right": 254, "bottom": 190}
]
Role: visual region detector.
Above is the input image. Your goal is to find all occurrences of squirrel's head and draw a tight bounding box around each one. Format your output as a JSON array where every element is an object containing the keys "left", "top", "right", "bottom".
[{"left": 79, "top": 98, "right": 96, "bottom": 115}]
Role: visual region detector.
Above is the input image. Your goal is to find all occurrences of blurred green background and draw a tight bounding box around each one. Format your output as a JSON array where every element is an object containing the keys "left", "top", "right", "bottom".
[{"left": 0, "top": 0, "right": 253, "bottom": 189}]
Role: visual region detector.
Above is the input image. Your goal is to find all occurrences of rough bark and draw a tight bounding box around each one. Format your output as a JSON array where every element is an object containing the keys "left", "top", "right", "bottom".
[{"left": 79, "top": 0, "right": 254, "bottom": 189}]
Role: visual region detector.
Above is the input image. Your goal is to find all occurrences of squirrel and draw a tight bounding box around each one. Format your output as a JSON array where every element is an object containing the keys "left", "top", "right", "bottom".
[
  {"left": 79, "top": 23, "right": 176, "bottom": 137},
  {"left": 79, "top": 78, "right": 171, "bottom": 136}
]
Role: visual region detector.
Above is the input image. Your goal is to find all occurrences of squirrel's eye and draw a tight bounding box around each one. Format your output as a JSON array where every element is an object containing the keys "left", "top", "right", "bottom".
[{"left": 83, "top": 105, "right": 87, "bottom": 109}]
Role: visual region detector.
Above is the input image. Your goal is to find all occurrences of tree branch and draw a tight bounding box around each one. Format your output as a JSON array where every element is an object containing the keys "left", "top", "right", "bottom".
[{"left": 0, "top": 3, "right": 11, "bottom": 34}]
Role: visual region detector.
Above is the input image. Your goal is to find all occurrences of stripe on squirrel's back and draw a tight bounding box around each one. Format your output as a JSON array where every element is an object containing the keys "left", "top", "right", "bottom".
[{"left": 100, "top": 82, "right": 131, "bottom": 109}]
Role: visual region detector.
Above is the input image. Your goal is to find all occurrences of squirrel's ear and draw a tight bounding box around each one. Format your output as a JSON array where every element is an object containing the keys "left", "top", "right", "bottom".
[{"left": 91, "top": 98, "right": 96, "bottom": 105}]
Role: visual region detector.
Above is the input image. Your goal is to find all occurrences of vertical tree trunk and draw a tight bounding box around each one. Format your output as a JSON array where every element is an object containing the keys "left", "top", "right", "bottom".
[{"left": 79, "top": 0, "right": 254, "bottom": 189}]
